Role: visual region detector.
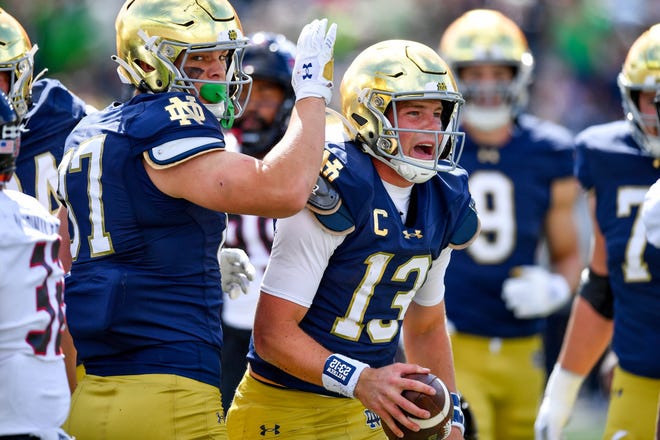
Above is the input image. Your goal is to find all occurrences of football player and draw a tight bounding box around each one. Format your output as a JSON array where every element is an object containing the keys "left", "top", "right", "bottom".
[
  {"left": 0, "top": 8, "right": 92, "bottom": 214},
  {"left": 56, "top": 0, "right": 336, "bottom": 438},
  {"left": 0, "top": 7, "right": 91, "bottom": 394},
  {"left": 535, "top": 23, "right": 660, "bottom": 440},
  {"left": 0, "top": 91, "right": 73, "bottom": 439},
  {"left": 226, "top": 39, "right": 479, "bottom": 439},
  {"left": 219, "top": 31, "right": 296, "bottom": 413},
  {"left": 437, "top": 9, "right": 582, "bottom": 440}
]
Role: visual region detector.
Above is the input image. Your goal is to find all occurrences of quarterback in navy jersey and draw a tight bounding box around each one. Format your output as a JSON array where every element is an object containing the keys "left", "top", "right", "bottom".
[
  {"left": 56, "top": 1, "right": 336, "bottom": 439},
  {"left": 227, "top": 40, "right": 479, "bottom": 440},
  {"left": 438, "top": 10, "right": 582, "bottom": 440},
  {"left": 536, "top": 24, "right": 660, "bottom": 440},
  {"left": 0, "top": 8, "right": 91, "bottom": 214}
]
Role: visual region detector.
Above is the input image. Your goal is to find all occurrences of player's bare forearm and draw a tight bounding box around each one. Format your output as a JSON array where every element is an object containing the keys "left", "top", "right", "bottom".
[{"left": 558, "top": 296, "right": 613, "bottom": 376}]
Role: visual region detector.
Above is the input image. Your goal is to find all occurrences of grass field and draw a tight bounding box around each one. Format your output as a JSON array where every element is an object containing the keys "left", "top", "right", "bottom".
[{"left": 564, "top": 393, "right": 608, "bottom": 440}]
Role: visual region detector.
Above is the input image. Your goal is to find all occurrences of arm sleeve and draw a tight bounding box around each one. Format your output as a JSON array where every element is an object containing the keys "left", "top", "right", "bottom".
[
  {"left": 412, "top": 247, "right": 453, "bottom": 306},
  {"left": 261, "top": 208, "right": 345, "bottom": 307}
]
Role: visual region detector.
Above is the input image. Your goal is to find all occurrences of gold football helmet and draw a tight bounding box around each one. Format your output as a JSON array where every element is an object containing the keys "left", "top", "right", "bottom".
[
  {"left": 0, "top": 8, "right": 37, "bottom": 119},
  {"left": 438, "top": 9, "right": 533, "bottom": 130},
  {"left": 340, "top": 40, "right": 465, "bottom": 183},
  {"left": 114, "top": 0, "right": 252, "bottom": 123},
  {"left": 618, "top": 23, "right": 660, "bottom": 157}
]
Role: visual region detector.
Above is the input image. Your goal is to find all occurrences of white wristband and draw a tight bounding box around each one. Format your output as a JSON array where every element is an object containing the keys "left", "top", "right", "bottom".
[{"left": 322, "top": 353, "right": 369, "bottom": 398}]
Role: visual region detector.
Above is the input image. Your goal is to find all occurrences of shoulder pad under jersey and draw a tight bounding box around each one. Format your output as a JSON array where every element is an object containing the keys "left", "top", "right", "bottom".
[
  {"left": 306, "top": 174, "right": 354, "bottom": 235},
  {"left": 449, "top": 198, "right": 480, "bottom": 250}
]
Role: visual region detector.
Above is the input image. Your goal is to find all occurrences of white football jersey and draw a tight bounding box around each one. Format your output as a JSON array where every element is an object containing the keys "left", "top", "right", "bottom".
[
  {"left": 221, "top": 133, "right": 275, "bottom": 330},
  {"left": 0, "top": 189, "right": 70, "bottom": 437}
]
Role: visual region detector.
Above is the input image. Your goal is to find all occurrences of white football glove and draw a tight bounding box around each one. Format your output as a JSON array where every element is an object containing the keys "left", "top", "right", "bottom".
[
  {"left": 291, "top": 18, "right": 337, "bottom": 105},
  {"left": 219, "top": 248, "right": 256, "bottom": 300},
  {"left": 501, "top": 266, "right": 571, "bottom": 319},
  {"left": 535, "top": 364, "right": 585, "bottom": 440},
  {"left": 642, "top": 178, "right": 660, "bottom": 247}
]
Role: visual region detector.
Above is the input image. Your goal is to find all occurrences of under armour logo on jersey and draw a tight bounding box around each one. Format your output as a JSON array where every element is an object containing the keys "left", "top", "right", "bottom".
[
  {"left": 164, "top": 95, "right": 206, "bottom": 126},
  {"left": 260, "top": 424, "right": 281, "bottom": 436},
  {"left": 302, "top": 63, "right": 313, "bottom": 79},
  {"left": 364, "top": 409, "right": 381, "bottom": 429},
  {"left": 403, "top": 229, "right": 423, "bottom": 239}
]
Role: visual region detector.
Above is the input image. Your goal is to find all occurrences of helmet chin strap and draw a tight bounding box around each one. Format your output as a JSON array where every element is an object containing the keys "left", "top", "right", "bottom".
[
  {"left": 389, "top": 157, "right": 437, "bottom": 184},
  {"left": 462, "top": 103, "right": 511, "bottom": 131}
]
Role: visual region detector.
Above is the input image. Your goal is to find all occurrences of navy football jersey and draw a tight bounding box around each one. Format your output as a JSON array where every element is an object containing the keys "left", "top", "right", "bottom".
[
  {"left": 8, "top": 79, "right": 88, "bottom": 212},
  {"left": 575, "top": 120, "right": 660, "bottom": 379},
  {"left": 58, "top": 92, "right": 228, "bottom": 387},
  {"left": 444, "top": 114, "right": 575, "bottom": 337},
  {"left": 248, "top": 139, "right": 476, "bottom": 396}
]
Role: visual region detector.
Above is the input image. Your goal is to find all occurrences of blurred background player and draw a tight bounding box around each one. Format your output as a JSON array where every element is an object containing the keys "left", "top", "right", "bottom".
[
  {"left": 438, "top": 9, "right": 582, "bottom": 440},
  {"left": 227, "top": 39, "right": 478, "bottom": 440},
  {"left": 0, "top": 7, "right": 91, "bottom": 214},
  {"left": 535, "top": 23, "right": 660, "bottom": 440},
  {"left": 56, "top": 0, "right": 336, "bottom": 438},
  {"left": 0, "top": 91, "right": 73, "bottom": 440},
  {"left": 220, "top": 30, "right": 297, "bottom": 412}
]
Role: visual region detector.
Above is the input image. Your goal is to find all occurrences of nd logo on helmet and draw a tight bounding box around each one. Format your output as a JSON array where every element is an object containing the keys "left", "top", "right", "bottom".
[{"left": 228, "top": 29, "right": 237, "bottom": 41}]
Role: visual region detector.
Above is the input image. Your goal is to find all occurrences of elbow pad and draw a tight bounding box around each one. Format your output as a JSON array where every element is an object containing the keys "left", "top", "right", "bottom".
[{"left": 578, "top": 268, "right": 614, "bottom": 319}]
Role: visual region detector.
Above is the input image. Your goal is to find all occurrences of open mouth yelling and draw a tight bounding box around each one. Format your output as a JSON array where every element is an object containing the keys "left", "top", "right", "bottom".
[{"left": 412, "top": 143, "right": 434, "bottom": 160}]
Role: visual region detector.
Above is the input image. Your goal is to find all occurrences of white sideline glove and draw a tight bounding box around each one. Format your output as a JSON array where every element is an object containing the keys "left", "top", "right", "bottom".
[
  {"left": 292, "top": 18, "right": 337, "bottom": 105},
  {"left": 501, "top": 265, "right": 571, "bottom": 319},
  {"left": 219, "top": 248, "right": 256, "bottom": 300},
  {"left": 642, "top": 178, "right": 660, "bottom": 247},
  {"left": 535, "top": 364, "right": 585, "bottom": 440}
]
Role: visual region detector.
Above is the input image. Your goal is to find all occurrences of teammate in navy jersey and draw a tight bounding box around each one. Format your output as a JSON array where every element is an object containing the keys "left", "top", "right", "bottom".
[
  {"left": 0, "top": 92, "right": 73, "bottom": 440},
  {"left": 55, "top": 0, "right": 336, "bottom": 438},
  {"left": 438, "top": 10, "right": 582, "bottom": 440},
  {"left": 0, "top": 8, "right": 91, "bottom": 214},
  {"left": 219, "top": 31, "right": 296, "bottom": 413},
  {"left": 535, "top": 23, "right": 660, "bottom": 440},
  {"left": 226, "top": 39, "right": 479, "bottom": 440}
]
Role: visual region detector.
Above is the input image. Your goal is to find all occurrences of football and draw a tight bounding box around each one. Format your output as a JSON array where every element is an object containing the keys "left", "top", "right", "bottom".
[{"left": 382, "top": 373, "right": 453, "bottom": 440}]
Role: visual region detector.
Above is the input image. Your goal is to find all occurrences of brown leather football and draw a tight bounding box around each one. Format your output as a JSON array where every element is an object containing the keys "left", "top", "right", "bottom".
[{"left": 382, "top": 373, "right": 453, "bottom": 440}]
